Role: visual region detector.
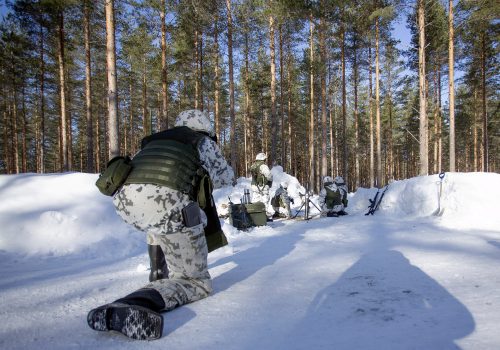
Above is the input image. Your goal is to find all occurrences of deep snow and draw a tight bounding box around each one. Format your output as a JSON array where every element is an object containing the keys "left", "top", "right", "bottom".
[{"left": 0, "top": 170, "right": 499, "bottom": 349}]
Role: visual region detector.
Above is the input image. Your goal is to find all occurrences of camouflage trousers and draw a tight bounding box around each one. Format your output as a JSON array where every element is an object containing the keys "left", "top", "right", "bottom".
[{"left": 113, "top": 184, "right": 212, "bottom": 312}]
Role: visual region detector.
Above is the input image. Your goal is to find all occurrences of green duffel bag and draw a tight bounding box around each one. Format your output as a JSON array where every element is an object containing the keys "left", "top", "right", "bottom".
[
  {"left": 95, "top": 155, "right": 133, "bottom": 196},
  {"left": 229, "top": 202, "right": 267, "bottom": 230}
]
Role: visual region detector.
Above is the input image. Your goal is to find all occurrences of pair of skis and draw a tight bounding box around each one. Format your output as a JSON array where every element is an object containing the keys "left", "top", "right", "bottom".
[{"left": 365, "top": 185, "right": 389, "bottom": 216}]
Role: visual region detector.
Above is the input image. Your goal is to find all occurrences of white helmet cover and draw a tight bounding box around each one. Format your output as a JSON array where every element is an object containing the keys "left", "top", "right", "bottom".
[
  {"left": 174, "top": 109, "right": 214, "bottom": 136},
  {"left": 256, "top": 152, "right": 267, "bottom": 161},
  {"left": 323, "top": 176, "right": 333, "bottom": 184},
  {"left": 334, "top": 176, "right": 344, "bottom": 184}
]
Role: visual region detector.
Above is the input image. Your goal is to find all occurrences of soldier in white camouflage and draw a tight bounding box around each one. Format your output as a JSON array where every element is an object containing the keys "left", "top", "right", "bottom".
[
  {"left": 87, "top": 109, "right": 234, "bottom": 340},
  {"left": 249, "top": 152, "right": 273, "bottom": 215},
  {"left": 319, "top": 176, "right": 348, "bottom": 217}
]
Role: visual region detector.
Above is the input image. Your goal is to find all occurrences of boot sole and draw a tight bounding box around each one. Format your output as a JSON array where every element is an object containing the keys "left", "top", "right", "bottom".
[{"left": 88, "top": 302, "right": 163, "bottom": 340}]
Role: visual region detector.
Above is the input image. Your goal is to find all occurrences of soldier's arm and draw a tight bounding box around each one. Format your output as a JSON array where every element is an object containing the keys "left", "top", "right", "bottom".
[
  {"left": 260, "top": 164, "right": 272, "bottom": 181},
  {"left": 198, "top": 137, "right": 234, "bottom": 188}
]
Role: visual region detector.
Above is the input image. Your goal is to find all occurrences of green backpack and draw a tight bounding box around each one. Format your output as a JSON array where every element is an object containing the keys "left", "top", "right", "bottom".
[{"left": 95, "top": 156, "right": 133, "bottom": 196}]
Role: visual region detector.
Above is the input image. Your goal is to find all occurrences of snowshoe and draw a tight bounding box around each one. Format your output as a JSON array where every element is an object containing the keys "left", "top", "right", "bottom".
[
  {"left": 337, "top": 210, "right": 348, "bottom": 216},
  {"left": 327, "top": 211, "right": 339, "bottom": 217},
  {"left": 87, "top": 302, "right": 163, "bottom": 340}
]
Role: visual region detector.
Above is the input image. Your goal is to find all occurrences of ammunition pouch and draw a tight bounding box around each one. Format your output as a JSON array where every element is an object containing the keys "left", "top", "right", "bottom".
[{"left": 95, "top": 156, "right": 133, "bottom": 196}]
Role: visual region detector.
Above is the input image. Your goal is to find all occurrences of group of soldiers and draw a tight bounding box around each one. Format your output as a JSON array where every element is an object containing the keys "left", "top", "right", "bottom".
[
  {"left": 248, "top": 152, "right": 349, "bottom": 220},
  {"left": 88, "top": 109, "right": 350, "bottom": 341}
]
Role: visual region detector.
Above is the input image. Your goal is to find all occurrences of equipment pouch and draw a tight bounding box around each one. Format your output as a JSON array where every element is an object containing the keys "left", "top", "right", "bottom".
[
  {"left": 182, "top": 202, "right": 202, "bottom": 228},
  {"left": 95, "top": 156, "right": 133, "bottom": 196}
]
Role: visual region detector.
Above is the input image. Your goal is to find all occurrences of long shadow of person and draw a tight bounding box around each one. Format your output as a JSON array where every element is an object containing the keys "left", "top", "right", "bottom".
[
  {"left": 289, "top": 249, "right": 475, "bottom": 350},
  {"left": 210, "top": 225, "right": 301, "bottom": 294}
]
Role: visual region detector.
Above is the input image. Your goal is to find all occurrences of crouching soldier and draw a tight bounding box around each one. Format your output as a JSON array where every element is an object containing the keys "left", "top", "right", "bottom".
[
  {"left": 319, "top": 176, "right": 348, "bottom": 217},
  {"left": 271, "top": 182, "right": 293, "bottom": 219},
  {"left": 87, "top": 109, "right": 234, "bottom": 340}
]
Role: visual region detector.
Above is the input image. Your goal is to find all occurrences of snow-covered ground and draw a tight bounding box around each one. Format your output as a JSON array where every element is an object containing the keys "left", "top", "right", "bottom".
[{"left": 0, "top": 170, "right": 499, "bottom": 350}]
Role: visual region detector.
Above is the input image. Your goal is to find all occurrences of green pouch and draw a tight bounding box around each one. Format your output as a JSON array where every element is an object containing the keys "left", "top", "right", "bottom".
[{"left": 95, "top": 156, "right": 133, "bottom": 196}]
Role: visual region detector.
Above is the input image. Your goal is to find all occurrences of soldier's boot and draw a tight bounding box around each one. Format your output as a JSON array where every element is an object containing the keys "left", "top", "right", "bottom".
[
  {"left": 148, "top": 244, "right": 168, "bottom": 282},
  {"left": 87, "top": 288, "right": 165, "bottom": 340}
]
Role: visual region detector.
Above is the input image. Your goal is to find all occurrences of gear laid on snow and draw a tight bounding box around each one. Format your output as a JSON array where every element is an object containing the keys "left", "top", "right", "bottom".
[
  {"left": 365, "top": 184, "right": 389, "bottom": 215},
  {"left": 432, "top": 172, "right": 446, "bottom": 216}
]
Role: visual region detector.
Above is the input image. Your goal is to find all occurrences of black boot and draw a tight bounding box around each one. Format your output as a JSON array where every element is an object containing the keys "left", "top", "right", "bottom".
[
  {"left": 148, "top": 244, "right": 168, "bottom": 282},
  {"left": 87, "top": 288, "right": 165, "bottom": 340}
]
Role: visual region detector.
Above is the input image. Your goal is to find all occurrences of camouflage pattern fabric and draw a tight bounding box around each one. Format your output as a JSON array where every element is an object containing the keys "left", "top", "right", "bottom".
[
  {"left": 145, "top": 224, "right": 212, "bottom": 311},
  {"left": 111, "top": 127, "right": 233, "bottom": 313},
  {"left": 319, "top": 183, "right": 345, "bottom": 215},
  {"left": 250, "top": 162, "right": 272, "bottom": 214},
  {"left": 271, "top": 187, "right": 292, "bottom": 218}
]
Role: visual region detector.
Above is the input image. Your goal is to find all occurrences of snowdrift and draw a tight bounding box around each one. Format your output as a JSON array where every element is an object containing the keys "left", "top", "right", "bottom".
[{"left": 0, "top": 170, "right": 499, "bottom": 258}]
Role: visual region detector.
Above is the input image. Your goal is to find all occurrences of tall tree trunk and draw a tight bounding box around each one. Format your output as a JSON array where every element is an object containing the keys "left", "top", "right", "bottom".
[
  {"left": 142, "top": 58, "right": 149, "bottom": 136},
  {"left": 105, "top": 0, "right": 119, "bottom": 159},
  {"left": 341, "top": 25, "right": 347, "bottom": 183},
  {"left": 375, "top": 16, "right": 382, "bottom": 186},
  {"left": 38, "top": 20, "right": 45, "bottom": 173},
  {"left": 269, "top": 14, "right": 277, "bottom": 165},
  {"left": 308, "top": 14, "right": 315, "bottom": 189},
  {"left": 353, "top": 34, "right": 360, "bottom": 189},
  {"left": 214, "top": 14, "right": 220, "bottom": 141},
  {"left": 194, "top": 28, "right": 199, "bottom": 110},
  {"left": 199, "top": 31, "right": 203, "bottom": 111},
  {"left": 160, "top": 0, "right": 168, "bottom": 129},
  {"left": 279, "top": 24, "right": 285, "bottom": 170},
  {"left": 433, "top": 71, "right": 439, "bottom": 174},
  {"left": 418, "top": 0, "right": 428, "bottom": 176},
  {"left": 244, "top": 25, "right": 251, "bottom": 174},
  {"left": 481, "top": 31, "right": 488, "bottom": 172},
  {"left": 286, "top": 37, "right": 294, "bottom": 175},
  {"left": 226, "top": 0, "right": 237, "bottom": 179},
  {"left": 473, "top": 88, "right": 478, "bottom": 172},
  {"left": 369, "top": 43, "right": 374, "bottom": 187},
  {"left": 438, "top": 69, "right": 442, "bottom": 172},
  {"left": 57, "top": 11, "right": 68, "bottom": 171},
  {"left": 84, "top": 0, "right": 94, "bottom": 173},
  {"left": 11, "top": 90, "right": 19, "bottom": 173},
  {"left": 21, "top": 86, "right": 27, "bottom": 172},
  {"left": 319, "top": 16, "right": 327, "bottom": 179},
  {"left": 448, "top": 0, "right": 455, "bottom": 172}
]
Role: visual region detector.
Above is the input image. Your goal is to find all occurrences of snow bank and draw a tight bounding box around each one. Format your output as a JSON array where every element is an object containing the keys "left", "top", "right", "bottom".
[
  {"left": 1, "top": 170, "right": 498, "bottom": 258},
  {"left": 0, "top": 173, "right": 141, "bottom": 258},
  {"left": 369, "top": 172, "right": 500, "bottom": 230}
]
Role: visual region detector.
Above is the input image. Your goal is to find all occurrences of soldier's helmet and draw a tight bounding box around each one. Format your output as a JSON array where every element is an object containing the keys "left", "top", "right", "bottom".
[
  {"left": 175, "top": 109, "right": 214, "bottom": 137},
  {"left": 323, "top": 176, "right": 333, "bottom": 184},
  {"left": 334, "top": 176, "right": 344, "bottom": 184},
  {"left": 256, "top": 152, "right": 267, "bottom": 161}
]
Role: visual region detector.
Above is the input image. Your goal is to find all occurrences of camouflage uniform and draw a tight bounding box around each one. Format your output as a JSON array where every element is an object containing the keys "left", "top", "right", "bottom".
[
  {"left": 112, "top": 132, "right": 233, "bottom": 306},
  {"left": 88, "top": 110, "right": 234, "bottom": 340},
  {"left": 319, "top": 176, "right": 347, "bottom": 216},
  {"left": 271, "top": 185, "right": 292, "bottom": 218},
  {"left": 250, "top": 154, "right": 273, "bottom": 214}
]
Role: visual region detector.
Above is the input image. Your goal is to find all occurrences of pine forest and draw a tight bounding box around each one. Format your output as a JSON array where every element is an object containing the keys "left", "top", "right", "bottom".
[{"left": 0, "top": 0, "right": 498, "bottom": 192}]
